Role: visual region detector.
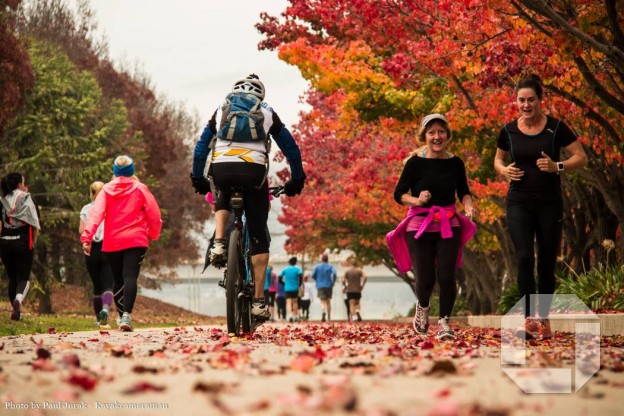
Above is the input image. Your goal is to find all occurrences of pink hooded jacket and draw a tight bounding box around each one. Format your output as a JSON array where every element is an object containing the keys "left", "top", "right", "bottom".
[
  {"left": 80, "top": 177, "right": 162, "bottom": 252},
  {"left": 386, "top": 205, "right": 476, "bottom": 274}
]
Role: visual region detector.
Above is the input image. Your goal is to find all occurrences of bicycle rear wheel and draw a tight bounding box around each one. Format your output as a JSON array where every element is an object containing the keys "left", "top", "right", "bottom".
[{"left": 226, "top": 229, "right": 243, "bottom": 335}]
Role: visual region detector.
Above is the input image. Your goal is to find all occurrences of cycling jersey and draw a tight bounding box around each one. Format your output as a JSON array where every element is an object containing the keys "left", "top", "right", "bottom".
[{"left": 192, "top": 103, "right": 305, "bottom": 180}]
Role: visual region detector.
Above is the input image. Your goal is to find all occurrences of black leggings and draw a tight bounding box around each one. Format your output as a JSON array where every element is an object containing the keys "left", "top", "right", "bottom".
[
  {"left": 0, "top": 237, "right": 33, "bottom": 301},
  {"left": 85, "top": 242, "right": 113, "bottom": 295},
  {"left": 212, "top": 162, "right": 270, "bottom": 255},
  {"left": 276, "top": 296, "right": 286, "bottom": 319},
  {"left": 104, "top": 247, "right": 147, "bottom": 314},
  {"left": 406, "top": 229, "right": 461, "bottom": 318},
  {"left": 264, "top": 290, "right": 276, "bottom": 307},
  {"left": 507, "top": 198, "right": 562, "bottom": 318},
  {"left": 300, "top": 299, "right": 311, "bottom": 318}
]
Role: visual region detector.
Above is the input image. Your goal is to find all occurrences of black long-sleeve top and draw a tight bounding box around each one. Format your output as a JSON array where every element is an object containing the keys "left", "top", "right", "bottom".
[{"left": 393, "top": 155, "right": 471, "bottom": 207}]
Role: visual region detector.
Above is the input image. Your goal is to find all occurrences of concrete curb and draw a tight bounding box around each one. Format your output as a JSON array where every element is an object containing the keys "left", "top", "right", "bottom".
[{"left": 397, "top": 314, "right": 623, "bottom": 336}]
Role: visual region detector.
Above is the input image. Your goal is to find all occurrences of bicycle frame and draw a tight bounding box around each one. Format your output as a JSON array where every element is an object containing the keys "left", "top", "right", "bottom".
[
  {"left": 226, "top": 192, "right": 254, "bottom": 335},
  {"left": 230, "top": 194, "right": 254, "bottom": 282},
  {"left": 222, "top": 185, "right": 285, "bottom": 336}
]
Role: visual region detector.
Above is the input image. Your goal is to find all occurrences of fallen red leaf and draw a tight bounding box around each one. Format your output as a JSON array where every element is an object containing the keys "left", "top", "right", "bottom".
[
  {"left": 61, "top": 353, "right": 80, "bottom": 368},
  {"left": 66, "top": 368, "right": 98, "bottom": 391},
  {"left": 291, "top": 354, "right": 317, "bottom": 373},
  {"left": 421, "top": 340, "right": 434, "bottom": 350},
  {"left": 132, "top": 365, "right": 161, "bottom": 374},
  {"left": 32, "top": 357, "right": 57, "bottom": 371},
  {"left": 123, "top": 381, "right": 166, "bottom": 394},
  {"left": 433, "top": 388, "right": 452, "bottom": 398},
  {"left": 36, "top": 347, "right": 51, "bottom": 359}
]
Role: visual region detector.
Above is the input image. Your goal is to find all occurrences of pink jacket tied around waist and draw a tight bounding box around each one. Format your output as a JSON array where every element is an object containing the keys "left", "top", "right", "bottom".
[{"left": 386, "top": 205, "right": 476, "bottom": 274}]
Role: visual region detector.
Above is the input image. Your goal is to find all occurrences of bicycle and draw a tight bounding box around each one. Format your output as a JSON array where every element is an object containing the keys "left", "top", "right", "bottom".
[{"left": 221, "top": 184, "right": 284, "bottom": 336}]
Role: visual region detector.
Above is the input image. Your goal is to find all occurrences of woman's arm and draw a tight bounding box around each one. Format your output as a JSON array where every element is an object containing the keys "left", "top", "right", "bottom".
[
  {"left": 561, "top": 141, "right": 588, "bottom": 171},
  {"left": 494, "top": 148, "right": 524, "bottom": 181},
  {"left": 400, "top": 192, "right": 430, "bottom": 207},
  {"left": 461, "top": 194, "right": 477, "bottom": 221},
  {"left": 536, "top": 141, "right": 588, "bottom": 172},
  {"left": 80, "top": 191, "right": 106, "bottom": 244}
]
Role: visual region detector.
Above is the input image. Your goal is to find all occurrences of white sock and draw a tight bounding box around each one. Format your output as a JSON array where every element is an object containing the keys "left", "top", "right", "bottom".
[{"left": 15, "top": 294, "right": 24, "bottom": 303}]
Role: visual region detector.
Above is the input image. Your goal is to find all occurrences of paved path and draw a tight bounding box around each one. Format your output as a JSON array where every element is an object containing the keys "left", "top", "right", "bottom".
[{"left": 1, "top": 322, "right": 623, "bottom": 415}]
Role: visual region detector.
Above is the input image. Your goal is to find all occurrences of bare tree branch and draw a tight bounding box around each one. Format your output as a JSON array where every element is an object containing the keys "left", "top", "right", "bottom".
[
  {"left": 573, "top": 56, "right": 624, "bottom": 115},
  {"left": 452, "top": 74, "right": 478, "bottom": 111},
  {"left": 519, "top": 0, "right": 624, "bottom": 65},
  {"left": 544, "top": 83, "right": 622, "bottom": 145},
  {"left": 605, "top": 0, "right": 624, "bottom": 50},
  {"left": 509, "top": 0, "right": 553, "bottom": 37}
]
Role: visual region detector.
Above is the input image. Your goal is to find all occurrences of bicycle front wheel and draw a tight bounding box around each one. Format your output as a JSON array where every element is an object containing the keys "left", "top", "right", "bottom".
[{"left": 225, "top": 228, "right": 247, "bottom": 336}]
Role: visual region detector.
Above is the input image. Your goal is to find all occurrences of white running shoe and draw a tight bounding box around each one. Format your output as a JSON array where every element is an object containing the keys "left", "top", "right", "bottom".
[{"left": 251, "top": 302, "right": 271, "bottom": 320}]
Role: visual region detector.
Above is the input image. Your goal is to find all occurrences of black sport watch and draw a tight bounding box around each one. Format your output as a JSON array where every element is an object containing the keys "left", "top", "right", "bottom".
[{"left": 556, "top": 162, "right": 565, "bottom": 172}]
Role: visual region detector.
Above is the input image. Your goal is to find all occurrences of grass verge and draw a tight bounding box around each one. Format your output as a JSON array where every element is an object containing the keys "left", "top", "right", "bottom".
[{"left": 0, "top": 313, "right": 208, "bottom": 336}]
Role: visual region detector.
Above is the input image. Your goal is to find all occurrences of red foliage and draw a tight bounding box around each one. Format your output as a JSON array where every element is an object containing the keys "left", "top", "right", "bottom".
[{"left": 0, "top": 0, "right": 34, "bottom": 135}]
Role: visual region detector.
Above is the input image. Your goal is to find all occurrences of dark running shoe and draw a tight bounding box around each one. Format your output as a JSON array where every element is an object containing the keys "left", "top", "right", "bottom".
[
  {"left": 515, "top": 317, "right": 539, "bottom": 340},
  {"left": 98, "top": 309, "right": 110, "bottom": 327},
  {"left": 10, "top": 299, "right": 22, "bottom": 321},
  {"left": 539, "top": 318, "right": 553, "bottom": 340}
]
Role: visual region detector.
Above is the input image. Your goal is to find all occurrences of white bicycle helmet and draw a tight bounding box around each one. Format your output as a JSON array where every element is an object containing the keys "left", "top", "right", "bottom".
[{"left": 232, "top": 75, "right": 265, "bottom": 100}]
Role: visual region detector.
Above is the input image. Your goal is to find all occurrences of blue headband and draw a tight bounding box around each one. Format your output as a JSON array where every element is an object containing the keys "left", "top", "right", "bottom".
[{"left": 113, "top": 162, "right": 135, "bottom": 177}]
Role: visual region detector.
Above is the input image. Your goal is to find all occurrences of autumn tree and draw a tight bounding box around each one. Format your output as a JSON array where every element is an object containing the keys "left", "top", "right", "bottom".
[
  {"left": 0, "top": 0, "right": 34, "bottom": 136},
  {"left": 259, "top": 0, "right": 624, "bottom": 313},
  {"left": 512, "top": 0, "right": 624, "bottom": 117},
  {"left": 20, "top": 0, "right": 209, "bottom": 265},
  {"left": 0, "top": 40, "right": 132, "bottom": 312},
  {"left": 13, "top": 0, "right": 209, "bottom": 289}
]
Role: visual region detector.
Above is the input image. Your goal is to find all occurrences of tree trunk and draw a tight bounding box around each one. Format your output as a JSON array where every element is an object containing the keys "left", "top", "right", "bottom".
[
  {"left": 572, "top": 148, "right": 624, "bottom": 267},
  {"left": 32, "top": 244, "right": 53, "bottom": 313}
]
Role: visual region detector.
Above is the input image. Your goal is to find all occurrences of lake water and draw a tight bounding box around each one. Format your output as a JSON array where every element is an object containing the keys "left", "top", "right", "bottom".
[{"left": 140, "top": 276, "right": 416, "bottom": 320}]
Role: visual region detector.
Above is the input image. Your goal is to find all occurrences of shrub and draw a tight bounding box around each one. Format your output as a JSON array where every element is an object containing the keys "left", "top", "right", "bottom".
[
  {"left": 496, "top": 265, "right": 624, "bottom": 314},
  {"left": 555, "top": 265, "right": 624, "bottom": 311},
  {"left": 496, "top": 283, "right": 521, "bottom": 314}
]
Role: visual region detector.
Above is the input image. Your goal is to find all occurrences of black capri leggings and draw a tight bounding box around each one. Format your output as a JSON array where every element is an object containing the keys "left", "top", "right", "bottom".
[
  {"left": 104, "top": 247, "right": 147, "bottom": 314},
  {"left": 85, "top": 242, "right": 113, "bottom": 295},
  {"left": 506, "top": 197, "right": 562, "bottom": 318},
  {"left": 0, "top": 236, "right": 33, "bottom": 301},
  {"left": 406, "top": 228, "right": 461, "bottom": 318},
  {"left": 212, "top": 162, "right": 270, "bottom": 255}
]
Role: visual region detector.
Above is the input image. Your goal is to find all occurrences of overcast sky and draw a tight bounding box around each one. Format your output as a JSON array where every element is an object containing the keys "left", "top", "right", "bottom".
[{"left": 79, "top": 0, "right": 309, "bottom": 128}]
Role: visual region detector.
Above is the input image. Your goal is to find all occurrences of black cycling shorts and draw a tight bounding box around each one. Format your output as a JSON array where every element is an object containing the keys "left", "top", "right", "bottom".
[{"left": 211, "top": 162, "right": 270, "bottom": 255}]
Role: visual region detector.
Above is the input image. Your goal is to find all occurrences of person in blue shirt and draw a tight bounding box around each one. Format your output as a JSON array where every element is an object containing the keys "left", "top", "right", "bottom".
[
  {"left": 311, "top": 254, "right": 337, "bottom": 322},
  {"left": 279, "top": 256, "right": 303, "bottom": 322}
]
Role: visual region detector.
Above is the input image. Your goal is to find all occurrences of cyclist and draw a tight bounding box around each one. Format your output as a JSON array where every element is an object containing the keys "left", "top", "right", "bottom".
[{"left": 190, "top": 74, "right": 305, "bottom": 322}]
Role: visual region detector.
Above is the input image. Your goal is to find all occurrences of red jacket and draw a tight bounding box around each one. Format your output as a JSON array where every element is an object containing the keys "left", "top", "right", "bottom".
[{"left": 80, "top": 177, "right": 162, "bottom": 252}]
